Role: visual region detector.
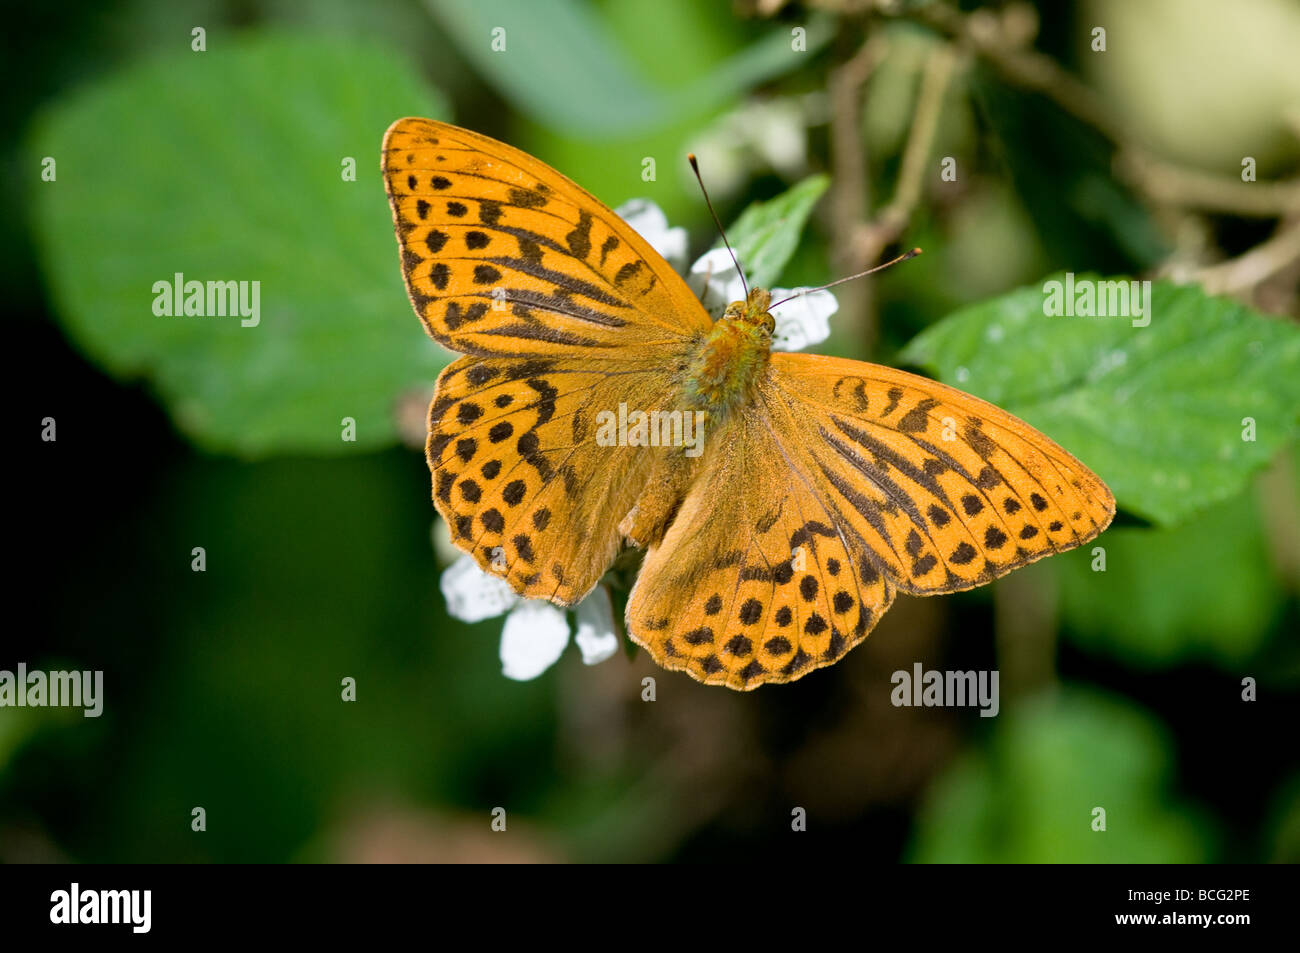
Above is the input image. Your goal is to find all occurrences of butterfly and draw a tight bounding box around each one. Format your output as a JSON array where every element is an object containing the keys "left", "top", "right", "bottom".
[{"left": 382, "top": 117, "right": 1115, "bottom": 691}]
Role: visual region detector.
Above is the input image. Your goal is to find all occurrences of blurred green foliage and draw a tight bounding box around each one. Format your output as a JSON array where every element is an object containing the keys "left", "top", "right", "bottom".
[
  {"left": 29, "top": 35, "right": 449, "bottom": 455},
  {"left": 909, "top": 689, "right": 1216, "bottom": 863},
  {"left": 1056, "top": 486, "right": 1284, "bottom": 667},
  {"left": 424, "top": 0, "right": 833, "bottom": 136},
  {"left": 1266, "top": 773, "right": 1300, "bottom": 863},
  {"left": 902, "top": 278, "right": 1300, "bottom": 526}
]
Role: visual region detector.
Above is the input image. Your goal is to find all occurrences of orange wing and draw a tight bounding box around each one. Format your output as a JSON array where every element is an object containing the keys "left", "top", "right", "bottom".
[
  {"left": 428, "top": 352, "right": 680, "bottom": 606},
  {"left": 626, "top": 355, "right": 1114, "bottom": 689},
  {"left": 384, "top": 118, "right": 1116, "bottom": 688},
  {"left": 384, "top": 118, "right": 713, "bottom": 605},
  {"left": 626, "top": 402, "right": 896, "bottom": 690},
  {"left": 768, "top": 353, "right": 1114, "bottom": 594},
  {"left": 382, "top": 118, "right": 711, "bottom": 357}
]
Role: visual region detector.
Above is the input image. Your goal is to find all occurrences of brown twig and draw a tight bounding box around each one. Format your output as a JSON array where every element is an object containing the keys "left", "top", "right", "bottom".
[
  {"left": 829, "top": 33, "right": 958, "bottom": 355},
  {"left": 1118, "top": 154, "right": 1300, "bottom": 218},
  {"left": 828, "top": 29, "right": 886, "bottom": 348},
  {"left": 856, "top": 42, "right": 958, "bottom": 262},
  {"left": 1188, "top": 216, "right": 1300, "bottom": 295},
  {"left": 907, "top": 0, "right": 1300, "bottom": 219}
]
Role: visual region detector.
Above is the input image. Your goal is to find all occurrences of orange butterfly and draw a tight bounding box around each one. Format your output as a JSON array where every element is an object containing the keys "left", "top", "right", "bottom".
[{"left": 382, "top": 118, "right": 1115, "bottom": 691}]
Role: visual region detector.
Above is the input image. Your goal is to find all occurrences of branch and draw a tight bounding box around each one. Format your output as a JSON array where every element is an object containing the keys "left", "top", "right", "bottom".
[
  {"left": 855, "top": 41, "right": 958, "bottom": 261},
  {"left": 829, "top": 32, "right": 885, "bottom": 268},
  {"left": 1117, "top": 154, "right": 1300, "bottom": 218},
  {"left": 828, "top": 29, "right": 887, "bottom": 347},
  {"left": 1186, "top": 216, "right": 1300, "bottom": 295},
  {"left": 908, "top": 1, "right": 1300, "bottom": 217}
]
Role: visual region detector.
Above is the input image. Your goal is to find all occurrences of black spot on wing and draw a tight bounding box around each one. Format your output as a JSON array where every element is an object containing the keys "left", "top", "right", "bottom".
[
  {"left": 898, "top": 398, "right": 940, "bottom": 433},
  {"left": 565, "top": 211, "right": 592, "bottom": 259},
  {"left": 599, "top": 235, "right": 619, "bottom": 266}
]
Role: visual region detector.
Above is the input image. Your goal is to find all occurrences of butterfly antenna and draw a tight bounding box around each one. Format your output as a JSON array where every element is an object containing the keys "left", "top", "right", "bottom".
[
  {"left": 688, "top": 153, "right": 749, "bottom": 300},
  {"left": 770, "top": 247, "right": 923, "bottom": 309}
]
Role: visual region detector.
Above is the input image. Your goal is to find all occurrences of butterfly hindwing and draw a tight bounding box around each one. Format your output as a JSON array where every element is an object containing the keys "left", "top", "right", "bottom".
[
  {"left": 626, "top": 406, "right": 896, "bottom": 690},
  {"left": 383, "top": 118, "right": 711, "bottom": 357},
  {"left": 766, "top": 353, "right": 1115, "bottom": 595},
  {"left": 430, "top": 354, "right": 680, "bottom": 605}
]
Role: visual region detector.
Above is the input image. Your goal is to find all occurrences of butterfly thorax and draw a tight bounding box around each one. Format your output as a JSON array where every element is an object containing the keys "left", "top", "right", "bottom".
[{"left": 682, "top": 288, "right": 775, "bottom": 413}]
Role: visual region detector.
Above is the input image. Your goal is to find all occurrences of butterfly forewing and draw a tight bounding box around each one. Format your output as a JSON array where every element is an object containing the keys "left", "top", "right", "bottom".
[
  {"left": 384, "top": 117, "right": 714, "bottom": 605},
  {"left": 383, "top": 118, "right": 710, "bottom": 357},
  {"left": 766, "top": 353, "right": 1115, "bottom": 594}
]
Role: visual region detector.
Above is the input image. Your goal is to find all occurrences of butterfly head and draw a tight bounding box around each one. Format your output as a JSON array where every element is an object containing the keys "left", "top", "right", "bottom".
[{"left": 722, "top": 287, "right": 776, "bottom": 336}]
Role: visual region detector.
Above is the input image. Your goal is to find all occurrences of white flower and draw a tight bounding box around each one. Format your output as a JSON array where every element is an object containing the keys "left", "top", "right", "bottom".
[
  {"left": 438, "top": 551, "right": 517, "bottom": 624},
  {"left": 438, "top": 200, "right": 836, "bottom": 682},
  {"left": 686, "top": 247, "right": 838, "bottom": 351},
  {"left": 571, "top": 585, "right": 619, "bottom": 665},
  {"left": 769, "top": 288, "right": 838, "bottom": 352},
  {"left": 614, "top": 199, "right": 689, "bottom": 274},
  {"left": 498, "top": 600, "right": 570, "bottom": 681},
  {"left": 440, "top": 554, "right": 620, "bottom": 681}
]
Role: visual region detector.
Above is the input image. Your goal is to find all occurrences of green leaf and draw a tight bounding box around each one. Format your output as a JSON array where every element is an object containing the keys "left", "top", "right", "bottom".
[
  {"left": 908, "top": 688, "right": 1217, "bottom": 862},
  {"left": 424, "top": 0, "right": 833, "bottom": 137},
  {"left": 899, "top": 276, "right": 1300, "bottom": 525},
  {"left": 1056, "top": 486, "right": 1284, "bottom": 667},
  {"left": 28, "top": 34, "right": 450, "bottom": 456},
  {"left": 724, "top": 174, "right": 829, "bottom": 290}
]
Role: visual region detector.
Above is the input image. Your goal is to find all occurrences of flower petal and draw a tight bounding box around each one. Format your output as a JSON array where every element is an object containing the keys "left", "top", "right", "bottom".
[
  {"left": 615, "top": 199, "right": 689, "bottom": 273},
  {"left": 769, "top": 287, "right": 838, "bottom": 351},
  {"left": 688, "top": 247, "right": 748, "bottom": 319},
  {"left": 440, "top": 554, "right": 519, "bottom": 623},
  {"left": 499, "top": 600, "right": 571, "bottom": 681},
  {"left": 572, "top": 585, "right": 620, "bottom": 666}
]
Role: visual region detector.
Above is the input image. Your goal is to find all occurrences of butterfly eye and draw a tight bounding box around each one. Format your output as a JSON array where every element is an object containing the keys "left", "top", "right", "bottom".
[{"left": 763, "top": 312, "right": 775, "bottom": 335}]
